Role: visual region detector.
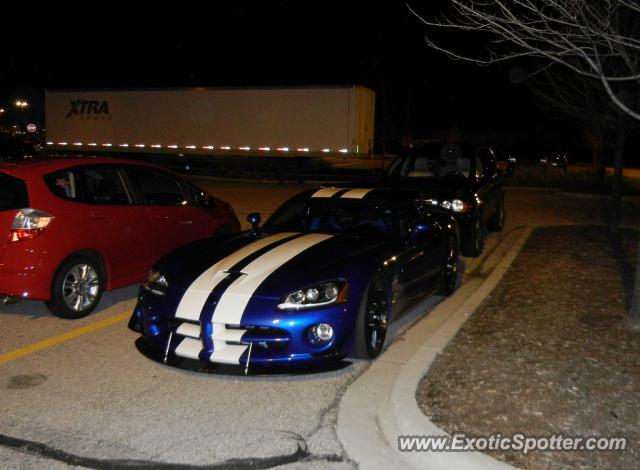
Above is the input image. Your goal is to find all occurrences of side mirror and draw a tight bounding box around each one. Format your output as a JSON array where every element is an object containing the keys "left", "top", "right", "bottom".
[
  {"left": 198, "top": 194, "right": 213, "bottom": 207},
  {"left": 247, "top": 212, "right": 261, "bottom": 231}
]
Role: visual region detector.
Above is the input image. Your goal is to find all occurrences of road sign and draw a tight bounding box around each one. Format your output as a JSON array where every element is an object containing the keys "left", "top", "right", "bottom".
[{"left": 27, "top": 123, "right": 37, "bottom": 133}]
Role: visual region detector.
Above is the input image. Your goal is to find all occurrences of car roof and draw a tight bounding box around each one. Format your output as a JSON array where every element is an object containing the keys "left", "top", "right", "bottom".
[
  {"left": 0, "top": 155, "right": 166, "bottom": 179},
  {"left": 399, "top": 141, "right": 476, "bottom": 158}
]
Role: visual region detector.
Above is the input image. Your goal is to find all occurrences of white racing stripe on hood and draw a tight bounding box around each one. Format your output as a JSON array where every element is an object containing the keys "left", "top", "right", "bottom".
[
  {"left": 340, "top": 188, "right": 373, "bottom": 199},
  {"left": 311, "top": 187, "right": 343, "bottom": 198},
  {"left": 212, "top": 233, "right": 334, "bottom": 325},
  {"left": 175, "top": 232, "right": 299, "bottom": 321}
]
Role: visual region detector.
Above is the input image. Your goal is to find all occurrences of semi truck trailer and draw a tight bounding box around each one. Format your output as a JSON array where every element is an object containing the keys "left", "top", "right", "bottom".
[{"left": 45, "top": 86, "right": 375, "bottom": 159}]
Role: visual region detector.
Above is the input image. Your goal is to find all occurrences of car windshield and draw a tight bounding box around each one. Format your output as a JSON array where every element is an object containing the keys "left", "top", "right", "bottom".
[
  {"left": 264, "top": 198, "right": 395, "bottom": 235},
  {"left": 386, "top": 142, "right": 471, "bottom": 180}
]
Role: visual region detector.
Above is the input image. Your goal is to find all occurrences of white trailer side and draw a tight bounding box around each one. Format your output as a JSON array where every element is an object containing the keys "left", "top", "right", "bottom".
[{"left": 45, "top": 86, "right": 375, "bottom": 158}]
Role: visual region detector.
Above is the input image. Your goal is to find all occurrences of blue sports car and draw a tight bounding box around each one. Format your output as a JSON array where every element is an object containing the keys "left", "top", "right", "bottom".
[{"left": 128, "top": 186, "right": 460, "bottom": 371}]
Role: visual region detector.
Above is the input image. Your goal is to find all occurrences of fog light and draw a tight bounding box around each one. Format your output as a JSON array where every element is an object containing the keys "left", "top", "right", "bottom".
[{"left": 315, "top": 323, "right": 334, "bottom": 342}]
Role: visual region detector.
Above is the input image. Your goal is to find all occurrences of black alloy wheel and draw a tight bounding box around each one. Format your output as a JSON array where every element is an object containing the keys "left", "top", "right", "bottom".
[
  {"left": 488, "top": 193, "right": 505, "bottom": 232},
  {"left": 352, "top": 276, "right": 389, "bottom": 359},
  {"left": 462, "top": 212, "right": 485, "bottom": 258}
]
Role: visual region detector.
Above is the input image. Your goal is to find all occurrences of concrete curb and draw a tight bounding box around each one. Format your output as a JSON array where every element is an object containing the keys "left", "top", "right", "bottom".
[{"left": 337, "top": 226, "right": 533, "bottom": 470}]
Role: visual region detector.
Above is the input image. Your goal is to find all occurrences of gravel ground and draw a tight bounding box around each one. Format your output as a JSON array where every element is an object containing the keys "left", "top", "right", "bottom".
[{"left": 417, "top": 225, "right": 640, "bottom": 469}]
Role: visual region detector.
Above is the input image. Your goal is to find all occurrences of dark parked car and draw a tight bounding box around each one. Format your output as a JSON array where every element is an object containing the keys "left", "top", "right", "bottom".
[
  {"left": 0, "top": 133, "right": 38, "bottom": 162},
  {"left": 382, "top": 141, "right": 504, "bottom": 257},
  {"left": 495, "top": 149, "right": 516, "bottom": 177},
  {"left": 0, "top": 157, "right": 240, "bottom": 318},
  {"left": 129, "top": 186, "right": 460, "bottom": 370},
  {"left": 543, "top": 152, "right": 569, "bottom": 172}
]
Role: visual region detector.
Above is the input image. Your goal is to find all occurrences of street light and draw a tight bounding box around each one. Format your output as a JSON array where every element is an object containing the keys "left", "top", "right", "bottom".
[{"left": 13, "top": 100, "right": 30, "bottom": 133}]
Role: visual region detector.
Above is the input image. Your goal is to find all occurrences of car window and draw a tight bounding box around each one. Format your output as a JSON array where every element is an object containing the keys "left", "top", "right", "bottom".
[
  {"left": 188, "top": 183, "right": 208, "bottom": 206},
  {"left": 265, "top": 198, "right": 394, "bottom": 235},
  {"left": 476, "top": 147, "right": 496, "bottom": 177},
  {"left": 81, "top": 167, "right": 131, "bottom": 205},
  {"left": 127, "top": 167, "right": 187, "bottom": 206},
  {"left": 386, "top": 143, "right": 469, "bottom": 179},
  {"left": 44, "top": 169, "right": 81, "bottom": 201},
  {"left": 265, "top": 199, "right": 307, "bottom": 231},
  {"left": 475, "top": 156, "right": 485, "bottom": 179},
  {"left": 0, "top": 173, "right": 29, "bottom": 211}
]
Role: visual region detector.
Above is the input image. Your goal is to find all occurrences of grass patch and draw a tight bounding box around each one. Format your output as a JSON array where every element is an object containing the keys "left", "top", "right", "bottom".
[
  {"left": 508, "top": 167, "right": 640, "bottom": 196},
  {"left": 418, "top": 226, "right": 640, "bottom": 469}
]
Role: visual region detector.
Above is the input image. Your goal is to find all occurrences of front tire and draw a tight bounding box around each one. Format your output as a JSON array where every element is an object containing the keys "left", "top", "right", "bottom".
[
  {"left": 488, "top": 193, "right": 505, "bottom": 232},
  {"left": 352, "top": 275, "right": 389, "bottom": 359},
  {"left": 440, "top": 234, "right": 460, "bottom": 296},
  {"left": 45, "top": 254, "right": 105, "bottom": 319},
  {"left": 462, "top": 212, "right": 485, "bottom": 257}
]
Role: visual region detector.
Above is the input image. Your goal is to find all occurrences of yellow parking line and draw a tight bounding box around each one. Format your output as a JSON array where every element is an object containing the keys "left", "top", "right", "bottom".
[{"left": 0, "top": 311, "right": 131, "bottom": 365}]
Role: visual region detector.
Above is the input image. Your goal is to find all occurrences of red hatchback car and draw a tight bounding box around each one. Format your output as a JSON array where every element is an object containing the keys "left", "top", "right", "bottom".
[{"left": 0, "top": 157, "right": 240, "bottom": 318}]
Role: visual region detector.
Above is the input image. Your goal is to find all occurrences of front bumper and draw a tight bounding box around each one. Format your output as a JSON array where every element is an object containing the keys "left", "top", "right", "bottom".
[{"left": 129, "top": 290, "right": 357, "bottom": 368}]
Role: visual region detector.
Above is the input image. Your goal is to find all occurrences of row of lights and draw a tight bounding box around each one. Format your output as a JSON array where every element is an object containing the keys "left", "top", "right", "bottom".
[{"left": 46, "top": 142, "right": 350, "bottom": 153}]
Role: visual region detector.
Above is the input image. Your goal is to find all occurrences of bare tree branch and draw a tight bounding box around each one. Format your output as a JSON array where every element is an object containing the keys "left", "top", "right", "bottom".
[
  {"left": 406, "top": 0, "right": 640, "bottom": 120},
  {"left": 407, "top": 0, "right": 640, "bottom": 323}
]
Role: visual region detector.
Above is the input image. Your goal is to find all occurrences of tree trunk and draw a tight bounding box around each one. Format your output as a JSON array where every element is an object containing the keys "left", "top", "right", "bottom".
[
  {"left": 592, "top": 135, "right": 606, "bottom": 182},
  {"left": 609, "top": 126, "right": 625, "bottom": 235},
  {"left": 629, "top": 235, "right": 640, "bottom": 328}
]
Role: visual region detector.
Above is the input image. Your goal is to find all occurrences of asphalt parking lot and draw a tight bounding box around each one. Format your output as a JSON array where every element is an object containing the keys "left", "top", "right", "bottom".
[{"left": 1, "top": 181, "right": 637, "bottom": 469}]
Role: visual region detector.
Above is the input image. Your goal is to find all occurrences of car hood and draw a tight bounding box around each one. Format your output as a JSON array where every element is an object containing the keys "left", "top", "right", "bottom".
[
  {"left": 159, "top": 231, "right": 391, "bottom": 298},
  {"left": 381, "top": 176, "right": 469, "bottom": 198}
]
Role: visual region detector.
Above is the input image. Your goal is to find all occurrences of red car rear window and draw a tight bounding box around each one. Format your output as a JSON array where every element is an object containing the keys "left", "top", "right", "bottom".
[{"left": 0, "top": 172, "right": 28, "bottom": 211}]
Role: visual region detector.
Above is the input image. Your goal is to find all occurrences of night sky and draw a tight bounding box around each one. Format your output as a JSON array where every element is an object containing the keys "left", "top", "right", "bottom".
[{"left": 1, "top": 1, "right": 552, "bottom": 146}]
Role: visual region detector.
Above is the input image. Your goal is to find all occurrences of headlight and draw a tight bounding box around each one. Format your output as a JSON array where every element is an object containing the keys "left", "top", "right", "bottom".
[
  {"left": 143, "top": 269, "right": 169, "bottom": 296},
  {"left": 450, "top": 199, "right": 468, "bottom": 212},
  {"left": 423, "top": 198, "right": 470, "bottom": 213},
  {"left": 278, "top": 280, "right": 348, "bottom": 310}
]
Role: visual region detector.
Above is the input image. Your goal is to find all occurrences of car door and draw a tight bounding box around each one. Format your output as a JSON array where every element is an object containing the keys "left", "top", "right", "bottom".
[
  {"left": 184, "top": 181, "right": 222, "bottom": 237},
  {"left": 474, "top": 147, "right": 500, "bottom": 222},
  {"left": 394, "top": 202, "right": 443, "bottom": 301},
  {"left": 124, "top": 166, "right": 209, "bottom": 262},
  {"left": 75, "top": 165, "right": 152, "bottom": 282}
]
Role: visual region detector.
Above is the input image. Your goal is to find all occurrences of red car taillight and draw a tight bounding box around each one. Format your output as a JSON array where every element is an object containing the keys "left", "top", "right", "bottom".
[{"left": 8, "top": 209, "right": 54, "bottom": 243}]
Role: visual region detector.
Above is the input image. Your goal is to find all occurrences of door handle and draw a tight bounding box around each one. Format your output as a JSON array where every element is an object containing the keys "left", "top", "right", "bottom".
[{"left": 178, "top": 220, "right": 193, "bottom": 225}]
